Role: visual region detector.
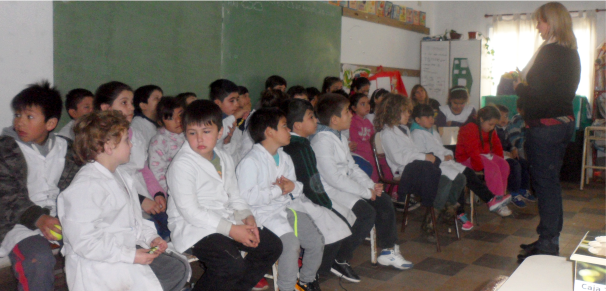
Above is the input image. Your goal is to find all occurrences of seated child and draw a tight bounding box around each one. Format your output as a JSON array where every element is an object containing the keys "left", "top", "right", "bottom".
[
  {"left": 305, "top": 87, "right": 320, "bottom": 107},
  {"left": 496, "top": 105, "right": 534, "bottom": 207},
  {"left": 57, "top": 88, "right": 94, "bottom": 140},
  {"left": 436, "top": 86, "right": 477, "bottom": 128},
  {"left": 147, "top": 97, "right": 185, "bottom": 196},
  {"left": 366, "top": 88, "right": 388, "bottom": 125},
  {"left": 311, "top": 94, "right": 413, "bottom": 280},
  {"left": 95, "top": 81, "right": 169, "bottom": 237},
  {"left": 240, "top": 89, "right": 290, "bottom": 159},
  {"left": 235, "top": 86, "right": 252, "bottom": 131},
  {"left": 281, "top": 99, "right": 358, "bottom": 279},
  {"left": 348, "top": 93, "right": 376, "bottom": 180},
  {"left": 410, "top": 84, "right": 441, "bottom": 114},
  {"left": 58, "top": 110, "right": 189, "bottom": 291},
  {"left": 456, "top": 106, "right": 513, "bottom": 217},
  {"left": 132, "top": 85, "right": 163, "bottom": 146},
  {"left": 166, "top": 100, "right": 282, "bottom": 291},
  {"left": 210, "top": 79, "right": 243, "bottom": 165},
  {"left": 375, "top": 95, "right": 465, "bottom": 237},
  {"left": 287, "top": 85, "right": 309, "bottom": 101},
  {"left": 175, "top": 92, "right": 198, "bottom": 108},
  {"left": 411, "top": 104, "right": 513, "bottom": 230},
  {"left": 238, "top": 107, "right": 349, "bottom": 290},
  {"left": 0, "top": 81, "right": 81, "bottom": 291},
  {"left": 507, "top": 98, "right": 527, "bottom": 159},
  {"left": 266, "top": 75, "right": 287, "bottom": 92},
  {"left": 349, "top": 77, "right": 370, "bottom": 96},
  {"left": 321, "top": 77, "right": 343, "bottom": 93}
]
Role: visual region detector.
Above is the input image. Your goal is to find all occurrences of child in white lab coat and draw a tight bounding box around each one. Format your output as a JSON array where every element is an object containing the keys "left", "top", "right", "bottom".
[
  {"left": 0, "top": 81, "right": 82, "bottom": 291},
  {"left": 58, "top": 110, "right": 189, "bottom": 291},
  {"left": 311, "top": 94, "right": 413, "bottom": 281},
  {"left": 238, "top": 107, "right": 343, "bottom": 291},
  {"left": 166, "top": 100, "right": 282, "bottom": 291}
]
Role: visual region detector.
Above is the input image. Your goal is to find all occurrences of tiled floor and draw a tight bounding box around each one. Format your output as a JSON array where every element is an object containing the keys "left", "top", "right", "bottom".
[{"left": 0, "top": 181, "right": 603, "bottom": 291}]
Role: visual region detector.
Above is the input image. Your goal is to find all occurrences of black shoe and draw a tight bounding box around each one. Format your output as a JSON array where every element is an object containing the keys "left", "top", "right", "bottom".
[
  {"left": 517, "top": 247, "right": 559, "bottom": 263},
  {"left": 520, "top": 240, "right": 538, "bottom": 251},
  {"left": 330, "top": 260, "right": 360, "bottom": 283}
]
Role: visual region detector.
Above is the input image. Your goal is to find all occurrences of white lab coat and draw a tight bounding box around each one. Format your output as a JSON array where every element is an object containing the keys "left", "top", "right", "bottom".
[
  {"left": 237, "top": 144, "right": 350, "bottom": 244},
  {"left": 411, "top": 127, "right": 466, "bottom": 180},
  {"left": 57, "top": 162, "right": 162, "bottom": 291},
  {"left": 0, "top": 136, "right": 67, "bottom": 257},
  {"left": 130, "top": 116, "right": 158, "bottom": 148},
  {"left": 216, "top": 115, "right": 243, "bottom": 165},
  {"left": 380, "top": 125, "right": 427, "bottom": 177},
  {"left": 119, "top": 127, "right": 152, "bottom": 199},
  {"left": 439, "top": 104, "right": 475, "bottom": 124},
  {"left": 310, "top": 131, "right": 374, "bottom": 226},
  {"left": 239, "top": 109, "right": 257, "bottom": 161},
  {"left": 166, "top": 144, "right": 252, "bottom": 253},
  {"left": 57, "top": 120, "right": 75, "bottom": 140}
]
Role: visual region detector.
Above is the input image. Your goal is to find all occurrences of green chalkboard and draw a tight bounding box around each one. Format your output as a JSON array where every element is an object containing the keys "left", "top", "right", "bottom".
[
  {"left": 53, "top": 1, "right": 341, "bottom": 128},
  {"left": 54, "top": 1, "right": 222, "bottom": 127},
  {"left": 221, "top": 1, "right": 342, "bottom": 104}
]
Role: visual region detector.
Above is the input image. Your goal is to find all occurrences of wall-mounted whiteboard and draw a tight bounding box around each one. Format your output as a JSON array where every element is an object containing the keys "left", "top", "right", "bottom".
[{"left": 421, "top": 41, "right": 450, "bottom": 104}]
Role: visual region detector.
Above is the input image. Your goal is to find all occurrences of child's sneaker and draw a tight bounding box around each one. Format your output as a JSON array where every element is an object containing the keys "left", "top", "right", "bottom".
[
  {"left": 519, "top": 189, "right": 537, "bottom": 202},
  {"left": 496, "top": 205, "right": 512, "bottom": 217},
  {"left": 252, "top": 278, "right": 269, "bottom": 290},
  {"left": 295, "top": 279, "right": 321, "bottom": 291},
  {"left": 511, "top": 192, "right": 527, "bottom": 208},
  {"left": 487, "top": 194, "right": 511, "bottom": 212},
  {"left": 377, "top": 248, "right": 413, "bottom": 270},
  {"left": 457, "top": 213, "right": 474, "bottom": 231}
]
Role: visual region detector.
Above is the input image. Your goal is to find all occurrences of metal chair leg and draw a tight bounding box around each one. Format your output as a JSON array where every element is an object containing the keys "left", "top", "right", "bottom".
[{"left": 400, "top": 192, "right": 411, "bottom": 233}]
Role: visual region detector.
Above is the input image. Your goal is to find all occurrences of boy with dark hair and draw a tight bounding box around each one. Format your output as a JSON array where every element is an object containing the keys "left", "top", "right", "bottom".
[
  {"left": 209, "top": 79, "right": 243, "bottom": 164},
  {"left": 311, "top": 94, "right": 413, "bottom": 280},
  {"left": 238, "top": 107, "right": 350, "bottom": 290},
  {"left": 57, "top": 88, "right": 94, "bottom": 140},
  {"left": 0, "top": 81, "right": 81, "bottom": 290},
  {"left": 167, "top": 100, "right": 282, "bottom": 291},
  {"left": 495, "top": 105, "right": 534, "bottom": 207},
  {"left": 286, "top": 85, "right": 309, "bottom": 101},
  {"left": 132, "top": 85, "right": 163, "bottom": 146},
  {"left": 281, "top": 99, "right": 358, "bottom": 280},
  {"left": 265, "top": 75, "right": 287, "bottom": 92},
  {"left": 175, "top": 92, "right": 197, "bottom": 108}
]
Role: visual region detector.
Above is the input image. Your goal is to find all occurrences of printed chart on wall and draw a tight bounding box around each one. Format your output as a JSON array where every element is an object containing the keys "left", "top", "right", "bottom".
[{"left": 421, "top": 41, "right": 450, "bottom": 104}]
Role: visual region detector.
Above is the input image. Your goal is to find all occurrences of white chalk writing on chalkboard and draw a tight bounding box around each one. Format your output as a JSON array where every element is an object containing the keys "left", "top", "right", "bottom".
[
  {"left": 226, "top": 1, "right": 336, "bottom": 17},
  {"left": 421, "top": 42, "right": 450, "bottom": 103}
]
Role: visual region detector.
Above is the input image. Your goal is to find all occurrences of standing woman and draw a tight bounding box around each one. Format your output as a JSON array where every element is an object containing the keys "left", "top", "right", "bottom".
[{"left": 515, "top": 2, "right": 580, "bottom": 261}]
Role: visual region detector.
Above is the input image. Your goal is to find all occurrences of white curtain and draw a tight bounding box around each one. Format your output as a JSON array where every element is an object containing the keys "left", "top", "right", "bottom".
[{"left": 490, "top": 11, "right": 597, "bottom": 101}]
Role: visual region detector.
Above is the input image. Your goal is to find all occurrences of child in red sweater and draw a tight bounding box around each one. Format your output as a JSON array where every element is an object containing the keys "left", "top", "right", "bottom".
[{"left": 456, "top": 106, "right": 512, "bottom": 215}]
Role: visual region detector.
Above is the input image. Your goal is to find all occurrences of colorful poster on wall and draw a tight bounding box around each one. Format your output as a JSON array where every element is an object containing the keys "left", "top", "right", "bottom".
[
  {"left": 367, "top": 1, "right": 377, "bottom": 14},
  {"left": 413, "top": 10, "right": 420, "bottom": 25},
  {"left": 349, "top": 1, "right": 358, "bottom": 9},
  {"left": 392, "top": 5, "right": 401, "bottom": 20},
  {"left": 341, "top": 64, "right": 372, "bottom": 92},
  {"left": 357, "top": 1, "right": 367, "bottom": 12}
]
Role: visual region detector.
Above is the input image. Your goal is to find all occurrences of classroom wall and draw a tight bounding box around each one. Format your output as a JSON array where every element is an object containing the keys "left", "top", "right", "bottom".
[
  {"left": 340, "top": 1, "right": 437, "bottom": 94},
  {"left": 0, "top": 1, "right": 53, "bottom": 128},
  {"left": 433, "top": 1, "right": 606, "bottom": 45}
]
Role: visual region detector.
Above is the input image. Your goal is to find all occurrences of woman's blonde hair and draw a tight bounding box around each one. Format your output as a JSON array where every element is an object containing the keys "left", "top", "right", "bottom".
[
  {"left": 73, "top": 110, "right": 130, "bottom": 165},
  {"left": 533, "top": 2, "right": 577, "bottom": 50},
  {"left": 373, "top": 93, "right": 412, "bottom": 131}
]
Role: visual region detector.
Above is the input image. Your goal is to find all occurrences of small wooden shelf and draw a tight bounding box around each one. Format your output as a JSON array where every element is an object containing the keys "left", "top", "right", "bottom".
[{"left": 342, "top": 7, "right": 430, "bottom": 35}]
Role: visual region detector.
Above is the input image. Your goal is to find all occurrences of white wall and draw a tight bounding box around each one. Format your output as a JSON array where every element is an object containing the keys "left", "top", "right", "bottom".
[
  {"left": 0, "top": 1, "right": 54, "bottom": 128},
  {"left": 433, "top": 1, "right": 605, "bottom": 44},
  {"left": 341, "top": 1, "right": 437, "bottom": 94}
]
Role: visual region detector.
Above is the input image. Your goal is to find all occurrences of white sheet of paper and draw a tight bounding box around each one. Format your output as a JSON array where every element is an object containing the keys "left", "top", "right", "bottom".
[
  {"left": 458, "top": 78, "right": 467, "bottom": 86},
  {"left": 369, "top": 79, "right": 378, "bottom": 95}
]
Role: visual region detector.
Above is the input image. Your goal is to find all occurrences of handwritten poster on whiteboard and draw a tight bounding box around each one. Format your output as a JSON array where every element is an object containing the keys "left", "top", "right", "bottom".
[{"left": 421, "top": 41, "right": 450, "bottom": 104}]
